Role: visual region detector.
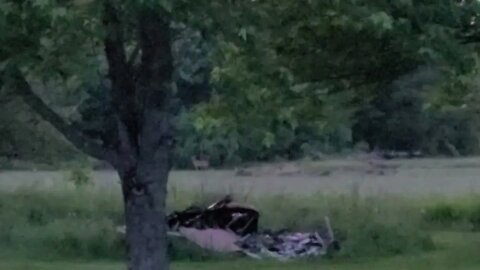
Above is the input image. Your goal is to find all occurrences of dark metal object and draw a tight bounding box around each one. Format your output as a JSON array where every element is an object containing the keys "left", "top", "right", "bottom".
[{"left": 167, "top": 195, "right": 259, "bottom": 236}]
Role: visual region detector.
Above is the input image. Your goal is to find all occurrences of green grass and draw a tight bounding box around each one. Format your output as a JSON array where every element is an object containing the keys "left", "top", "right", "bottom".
[
  {"left": 0, "top": 186, "right": 437, "bottom": 261},
  {"left": 1, "top": 174, "right": 480, "bottom": 269},
  {"left": 1, "top": 232, "right": 479, "bottom": 270},
  {"left": 5, "top": 157, "right": 480, "bottom": 197}
]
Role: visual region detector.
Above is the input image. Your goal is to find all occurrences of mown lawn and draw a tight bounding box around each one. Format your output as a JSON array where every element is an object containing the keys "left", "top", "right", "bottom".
[{"left": 2, "top": 232, "right": 479, "bottom": 270}]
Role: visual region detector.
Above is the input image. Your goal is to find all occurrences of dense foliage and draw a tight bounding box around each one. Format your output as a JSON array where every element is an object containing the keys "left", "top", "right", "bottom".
[
  {"left": 177, "top": 0, "right": 480, "bottom": 165},
  {"left": 2, "top": 0, "right": 480, "bottom": 169}
]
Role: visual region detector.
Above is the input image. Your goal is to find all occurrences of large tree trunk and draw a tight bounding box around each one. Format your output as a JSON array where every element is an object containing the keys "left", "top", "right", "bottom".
[
  {"left": 120, "top": 166, "right": 169, "bottom": 270},
  {"left": 105, "top": 3, "right": 174, "bottom": 270},
  {"left": 119, "top": 127, "right": 172, "bottom": 270}
]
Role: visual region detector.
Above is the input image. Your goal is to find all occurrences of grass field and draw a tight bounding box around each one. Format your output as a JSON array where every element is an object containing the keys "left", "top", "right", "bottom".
[
  {"left": 2, "top": 157, "right": 480, "bottom": 269},
  {"left": 3, "top": 157, "right": 480, "bottom": 196},
  {"left": 1, "top": 232, "right": 479, "bottom": 270}
]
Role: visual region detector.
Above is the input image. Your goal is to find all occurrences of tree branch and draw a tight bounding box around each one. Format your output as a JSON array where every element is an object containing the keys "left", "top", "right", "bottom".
[
  {"left": 134, "top": 8, "right": 174, "bottom": 158},
  {"left": 458, "top": 32, "right": 480, "bottom": 44},
  {"left": 6, "top": 69, "right": 110, "bottom": 161},
  {"left": 137, "top": 7, "right": 173, "bottom": 108},
  {"left": 103, "top": 0, "right": 139, "bottom": 155}
]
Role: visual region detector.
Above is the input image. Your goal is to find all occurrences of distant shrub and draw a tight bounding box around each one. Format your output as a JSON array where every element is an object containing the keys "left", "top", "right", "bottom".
[
  {"left": 422, "top": 203, "right": 466, "bottom": 227},
  {"left": 352, "top": 68, "right": 480, "bottom": 156},
  {"left": 423, "top": 109, "right": 480, "bottom": 156},
  {"left": 467, "top": 203, "right": 480, "bottom": 231},
  {"left": 67, "top": 167, "right": 93, "bottom": 188},
  {"left": 420, "top": 199, "right": 480, "bottom": 231}
]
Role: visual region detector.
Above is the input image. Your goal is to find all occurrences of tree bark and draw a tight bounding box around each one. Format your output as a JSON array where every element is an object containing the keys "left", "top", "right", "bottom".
[
  {"left": 117, "top": 105, "right": 172, "bottom": 270},
  {"left": 116, "top": 6, "right": 174, "bottom": 267},
  {"left": 118, "top": 127, "right": 171, "bottom": 270}
]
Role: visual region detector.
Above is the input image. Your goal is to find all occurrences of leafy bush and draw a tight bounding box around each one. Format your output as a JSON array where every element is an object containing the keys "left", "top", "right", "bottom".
[
  {"left": 352, "top": 68, "right": 480, "bottom": 156},
  {"left": 173, "top": 111, "right": 241, "bottom": 168},
  {"left": 423, "top": 109, "right": 480, "bottom": 156}
]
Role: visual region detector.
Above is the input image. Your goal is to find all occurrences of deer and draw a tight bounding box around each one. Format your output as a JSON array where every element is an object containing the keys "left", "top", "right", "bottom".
[{"left": 191, "top": 155, "right": 210, "bottom": 170}]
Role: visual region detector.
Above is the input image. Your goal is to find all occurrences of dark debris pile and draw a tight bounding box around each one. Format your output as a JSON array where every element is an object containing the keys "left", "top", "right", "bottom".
[{"left": 167, "top": 195, "right": 340, "bottom": 260}]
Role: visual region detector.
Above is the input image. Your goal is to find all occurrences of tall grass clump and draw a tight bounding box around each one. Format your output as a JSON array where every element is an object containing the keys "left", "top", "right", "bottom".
[
  {"left": 250, "top": 193, "right": 434, "bottom": 258},
  {"left": 421, "top": 195, "right": 480, "bottom": 231},
  {"left": 0, "top": 186, "right": 123, "bottom": 260},
  {"left": 66, "top": 167, "right": 93, "bottom": 188}
]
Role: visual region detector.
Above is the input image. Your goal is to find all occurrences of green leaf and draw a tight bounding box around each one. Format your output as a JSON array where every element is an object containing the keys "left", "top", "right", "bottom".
[
  {"left": 418, "top": 47, "right": 437, "bottom": 59},
  {"left": 0, "top": 60, "right": 10, "bottom": 72},
  {"left": 51, "top": 7, "right": 67, "bottom": 18},
  {"left": 66, "top": 75, "right": 80, "bottom": 90},
  {"left": 331, "top": 15, "right": 350, "bottom": 27},
  {"left": 211, "top": 66, "right": 222, "bottom": 83},
  {"left": 0, "top": 2, "right": 14, "bottom": 14},
  {"left": 397, "top": 0, "right": 413, "bottom": 7},
  {"left": 33, "top": 0, "right": 50, "bottom": 8},
  {"left": 159, "top": 0, "right": 173, "bottom": 13},
  {"left": 238, "top": 28, "right": 248, "bottom": 41},
  {"left": 369, "top": 12, "right": 393, "bottom": 31},
  {"left": 39, "top": 37, "right": 53, "bottom": 48},
  {"left": 291, "top": 83, "right": 310, "bottom": 93},
  {"left": 262, "top": 132, "right": 275, "bottom": 148},
  {"left": 73, "top": 0, "right": 95, "bottom": 5},
  {"left": 193, "top": 117, "right": 205, "bottom": 131}
]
